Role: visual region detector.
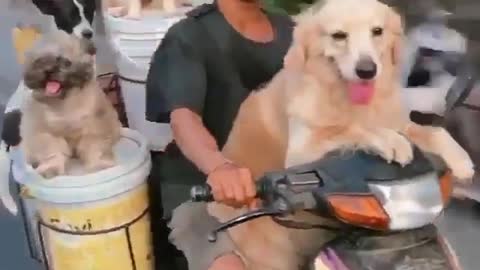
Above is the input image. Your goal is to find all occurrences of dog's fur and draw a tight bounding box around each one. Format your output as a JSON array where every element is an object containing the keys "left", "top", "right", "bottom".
[
  {"left": 104, "top": 0, "right": 186, "bottom": 19},
  {"left": 205, "top": 0, "right": 475, "bottom": 269},
  {"left": 9, "top": 0, "right": 95, "bottom": 39},
  {"left": 20, "top": 31, "right": 121, "bottom": 178}
]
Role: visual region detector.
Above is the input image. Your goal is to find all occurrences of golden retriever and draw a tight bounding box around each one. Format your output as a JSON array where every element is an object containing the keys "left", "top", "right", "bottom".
[{"left": 207, "top": 0, "right": 475, "bottom": 269}]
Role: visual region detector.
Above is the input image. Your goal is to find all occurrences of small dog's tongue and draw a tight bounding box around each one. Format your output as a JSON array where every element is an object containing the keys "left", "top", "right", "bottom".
[
  {"left": 348, "top": 81, "right": 375, "bottom": 105},
  {"left": 45, "top": 81, "right": 61, "bottom": 96}
]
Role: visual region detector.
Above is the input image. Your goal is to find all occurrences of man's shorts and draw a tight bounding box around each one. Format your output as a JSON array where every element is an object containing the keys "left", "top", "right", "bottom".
[{"left": 168, "top": 202, "right": 237, "bottom": 270}]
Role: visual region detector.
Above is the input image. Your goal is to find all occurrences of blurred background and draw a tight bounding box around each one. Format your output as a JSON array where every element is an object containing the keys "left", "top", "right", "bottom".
[{"left": 264, "top": 0, "right": 480, "bottom": 63}]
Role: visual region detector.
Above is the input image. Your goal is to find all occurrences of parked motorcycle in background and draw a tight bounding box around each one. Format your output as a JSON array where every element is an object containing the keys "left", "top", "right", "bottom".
[{"left": 401, "top": 5, "right": 480, "bottom": 204}]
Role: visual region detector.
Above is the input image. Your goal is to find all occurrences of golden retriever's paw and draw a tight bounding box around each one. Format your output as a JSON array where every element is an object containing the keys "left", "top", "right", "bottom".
[
  {"left": 449, "top": 155, "right": 475, "bottom": 184},
  {"left": 389, "top": 133, "right": 414, "bottom": 166},
  {"left": 36, "top": 154, "right": 67, "bottom": 179},
  {"left": 372, "top": 130, "right": 413, "bottom": 166}
]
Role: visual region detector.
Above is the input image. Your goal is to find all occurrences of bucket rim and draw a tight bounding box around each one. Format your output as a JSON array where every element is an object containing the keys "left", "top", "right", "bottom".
[
  {"left": 104, "top": 8, "right": 188, "bottom": 34},
  {"left": 11, "top": 128, "right": 152, "bottom": 203}
]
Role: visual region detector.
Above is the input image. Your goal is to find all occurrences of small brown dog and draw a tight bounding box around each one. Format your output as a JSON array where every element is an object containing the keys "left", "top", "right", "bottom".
[{"left": 20, "top": 31, "right": 122, "bottom": 178}]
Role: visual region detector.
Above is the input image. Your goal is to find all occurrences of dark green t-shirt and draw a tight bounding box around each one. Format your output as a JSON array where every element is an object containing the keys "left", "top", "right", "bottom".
[{"left": 145, "top": 4, "right": 293, "bottom": 187}]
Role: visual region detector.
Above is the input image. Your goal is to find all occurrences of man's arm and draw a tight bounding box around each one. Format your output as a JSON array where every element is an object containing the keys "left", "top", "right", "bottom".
[
  {"left": 146, "top": 22, "right": 255, "bottom": 205},
  {"left": 170, "top": 108, "right": 228, "bottom": 174},
  {"left": 171, "top": 107, "right": 255, "bottom": 206},
  {"left": 146, "top": 22, "right": 229, "bottom": 173}
]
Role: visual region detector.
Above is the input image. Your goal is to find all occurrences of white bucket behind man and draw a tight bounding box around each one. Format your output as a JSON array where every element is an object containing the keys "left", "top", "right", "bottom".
[{"left": 104, "top": 9, "right": 187, "bottom": 151}]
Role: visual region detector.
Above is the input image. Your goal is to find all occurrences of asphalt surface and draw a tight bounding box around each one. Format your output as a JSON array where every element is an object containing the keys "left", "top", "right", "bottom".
[{"left": 1, "top": 4, "right": 480, "bottom": 270}]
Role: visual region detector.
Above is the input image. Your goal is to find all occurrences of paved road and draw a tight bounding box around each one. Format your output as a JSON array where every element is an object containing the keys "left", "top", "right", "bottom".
[
  {"left": 0, "top": 8, "right": 42, "bottom": 270},
  {"left": 1, "top": 4, "right": 480, "bottom": 270}
]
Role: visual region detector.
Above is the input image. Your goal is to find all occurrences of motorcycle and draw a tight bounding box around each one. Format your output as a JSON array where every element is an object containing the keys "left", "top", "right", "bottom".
[{"left": 190, "top": 147, "right": 461, "bottom": 270}]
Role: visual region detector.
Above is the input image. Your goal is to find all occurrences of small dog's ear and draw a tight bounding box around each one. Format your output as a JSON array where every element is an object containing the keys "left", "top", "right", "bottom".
[{"left": 80, "top": 39, "right": 97, "bottom": 56}]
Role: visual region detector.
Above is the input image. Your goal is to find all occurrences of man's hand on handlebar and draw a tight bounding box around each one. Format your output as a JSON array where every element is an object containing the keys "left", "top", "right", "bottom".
[{"left": 207, "top": 162, "right": 257, "bottom": 208}]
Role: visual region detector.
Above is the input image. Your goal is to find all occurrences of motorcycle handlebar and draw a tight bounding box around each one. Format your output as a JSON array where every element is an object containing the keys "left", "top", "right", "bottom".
[
  {"left": 190, "top": 184, "right": 214, "bottom": 202},
  {"left": 190, "top": 182, "right": 266, "bottom": 202}
]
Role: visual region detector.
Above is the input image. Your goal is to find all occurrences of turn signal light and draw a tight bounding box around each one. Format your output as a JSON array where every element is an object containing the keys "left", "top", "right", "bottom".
[
  {"left": 327, "top": 194, "right": 389, "bottom": 230},
  {"left": 439, "top": 171, "right": 453, "bottom": 204}
]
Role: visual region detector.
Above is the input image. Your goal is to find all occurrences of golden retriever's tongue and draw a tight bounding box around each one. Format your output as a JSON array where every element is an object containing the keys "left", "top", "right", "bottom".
[
  {"left": 45, "top": 81, "right": 61, "bottom": 96},
  {"left": 348, "top": 81, "right": 374, "bottom": 105}
]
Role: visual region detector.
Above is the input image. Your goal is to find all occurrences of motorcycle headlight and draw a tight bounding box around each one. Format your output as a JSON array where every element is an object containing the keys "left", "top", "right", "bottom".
[{"left": 326, "top": 171, "right": 452, "bottom": 230}]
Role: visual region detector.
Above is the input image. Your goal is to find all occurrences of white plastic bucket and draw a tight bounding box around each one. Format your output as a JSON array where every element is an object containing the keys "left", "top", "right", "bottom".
[
  {"left": 11, "top": 128, "right": 154, "bottom": 270},
  {"left": 104, "top": 10, "right": 187, "bottom": 151},
  {"left": 114, "top": 45, "right": 173, "bottom": 151},
  {"left": 104, "top": 9, "right": 188, "bottom": 36}
]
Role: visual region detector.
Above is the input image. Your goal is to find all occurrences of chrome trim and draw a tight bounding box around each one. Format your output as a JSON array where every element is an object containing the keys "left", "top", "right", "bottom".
[{"left": 368, "top": 172, "right": 444, "bottom": 230}]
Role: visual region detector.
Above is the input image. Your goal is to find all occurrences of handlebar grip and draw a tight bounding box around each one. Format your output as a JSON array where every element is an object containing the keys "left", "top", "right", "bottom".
[
  {"left": 190, "top": 182, "right": 266, "bottom": 202},
  {"left": 190, "top": 184, "right": 214, "bottom": 202}
]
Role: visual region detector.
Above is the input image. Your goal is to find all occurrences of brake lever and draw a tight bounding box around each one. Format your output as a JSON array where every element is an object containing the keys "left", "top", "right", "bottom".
[
  {"left": 207, "top": 170, "right": 326, "bottom": 242},
  {"left": 207, "top": 206, "right": 287, "bottom": 242}
]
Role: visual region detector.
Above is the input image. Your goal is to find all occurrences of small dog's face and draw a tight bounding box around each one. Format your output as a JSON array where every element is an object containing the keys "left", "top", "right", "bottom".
[
  {"left": 284, "top": 0, "right": 403, "bottom": 104},
  {"left": 23, "top": 31, "right": 96, "bottom": 102}
]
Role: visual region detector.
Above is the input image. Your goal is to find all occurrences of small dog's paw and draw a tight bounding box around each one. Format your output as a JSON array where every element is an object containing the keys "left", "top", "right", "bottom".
[
  {"left": 86, "top": 157, "right": 116, "bottom": 173},
  {"left": 36, "top": 154, "right": 67, "bottom": 179},
  {"left": 124, "top": 13, "right": 142, "bottom": 20},
  {"left": 107, "top": 7, "right": 126, "bottom": 17}
]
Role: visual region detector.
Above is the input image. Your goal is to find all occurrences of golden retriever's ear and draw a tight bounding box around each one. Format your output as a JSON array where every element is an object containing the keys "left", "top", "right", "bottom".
[
  {"left": 284, "top": 2, "right": 326, "bottom": 71},
  {"left": 283, "top": 23, "right": 312, "bottom": 71},
  {"left": 283, "top": 41, "right": 306, "bottom": 71},
  {"left": 386, "top": 8, "right": 404, "bottom": 66}
]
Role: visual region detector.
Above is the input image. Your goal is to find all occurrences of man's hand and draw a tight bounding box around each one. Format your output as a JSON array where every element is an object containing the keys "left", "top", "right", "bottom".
[{"left": 207, "top": 162, "right": 256, "bottom": 208}]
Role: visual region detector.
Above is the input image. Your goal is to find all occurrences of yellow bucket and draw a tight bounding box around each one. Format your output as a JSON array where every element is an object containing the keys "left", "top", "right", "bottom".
[{"left": 12, "top": 128, "right": 153, "bottom": 270}]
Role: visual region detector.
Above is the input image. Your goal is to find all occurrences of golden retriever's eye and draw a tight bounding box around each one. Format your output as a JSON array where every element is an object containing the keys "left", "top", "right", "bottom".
[
  {"left": 331, "top": 31, "right": 348, "bottom": 41},
  {"left": 372, "top": 27, "right": 383, "bottom": 37}
]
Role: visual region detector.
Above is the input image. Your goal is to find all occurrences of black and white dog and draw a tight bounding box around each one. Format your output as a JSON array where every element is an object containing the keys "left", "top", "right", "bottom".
[
  {"left": 9, "top": 0, "right": 96, "bottom": 39},
  {"left": 0, "top": 0, "right": 97, "bottom": 214},
  {"left": 32, "top": 0, "right": 96, "bottom": 38}
]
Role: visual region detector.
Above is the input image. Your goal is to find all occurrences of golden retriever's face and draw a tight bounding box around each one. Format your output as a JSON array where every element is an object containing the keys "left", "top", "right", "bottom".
[
  {"left": 319, "top": 1, "right": 391, "bottom": 82},
  {"left": 286, "top": 0, "right": 403, "bottom": 104}
]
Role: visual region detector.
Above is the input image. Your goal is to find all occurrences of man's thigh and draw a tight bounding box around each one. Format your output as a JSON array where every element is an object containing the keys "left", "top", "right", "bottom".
[{"left": 169, "top": 202, "right": 238, "bottom": 270}]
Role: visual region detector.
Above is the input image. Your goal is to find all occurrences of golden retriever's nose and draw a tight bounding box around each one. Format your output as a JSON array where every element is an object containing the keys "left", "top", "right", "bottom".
[{"left": 355, "top": 57, "right": 377, "bottom": 80}]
